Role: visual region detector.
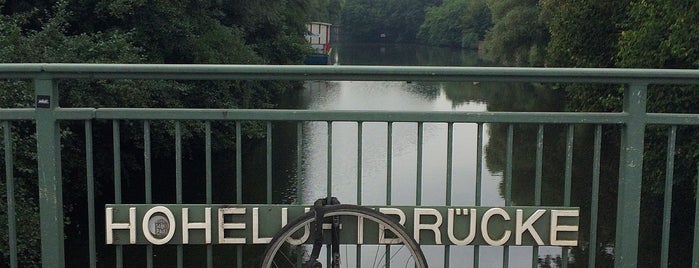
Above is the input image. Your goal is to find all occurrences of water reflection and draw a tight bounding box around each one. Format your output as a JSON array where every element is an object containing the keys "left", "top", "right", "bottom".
[
  {"left": 299, "top": 79, "right": 530, "bottom": 266},
  {"left": 300, "top": 80, "right": 495, "bottom": 207},
  {"left": 297, "top": 75, "right": 573, "bottom": 266},
  {"left": 297, "top": 43, "right": 593, "bottom": 266},
  {"left": 296, "top": 67, "right": 696, "bottom": 266}
]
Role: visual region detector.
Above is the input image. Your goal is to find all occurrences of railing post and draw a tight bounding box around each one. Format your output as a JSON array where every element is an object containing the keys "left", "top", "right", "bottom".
[
  {"left": 4, "top": 121, "right": 18, "bottom": 268},
  {"left": 615, "top": 83, "right": 647, "bottom": 267},
  {"left": 34, "top": 78, "right": 65, "bottom": 268}
]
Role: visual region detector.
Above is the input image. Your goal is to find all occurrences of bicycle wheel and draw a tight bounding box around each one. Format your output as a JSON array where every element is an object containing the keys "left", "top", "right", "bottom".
[{"left": 259, "top": 204, "right": 428, "bottom": 268}]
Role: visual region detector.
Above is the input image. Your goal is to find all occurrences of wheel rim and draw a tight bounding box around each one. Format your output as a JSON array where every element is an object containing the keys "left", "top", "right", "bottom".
[{"left": 260, "top": 206, "right": 428, "bottom": 268}]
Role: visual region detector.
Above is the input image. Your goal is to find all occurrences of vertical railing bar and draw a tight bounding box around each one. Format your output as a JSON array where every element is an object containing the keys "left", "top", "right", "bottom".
[
  {"left": 205, "top": 121, "right": 213, "bottom": 268},
  {"left": 325, "top": 121, "right": 334, "bottom": 266},
  {"left": 175, "top": 121, "right": 183, "bottom": 268},
  {"left": 416, "top": 122, "right": 424, "bottom": 206},
  {"left": 475, "top": 123, "right": 484, "bottom": 206},
  {"left": 113, "top": 120, "right": 123, "bottom": 268},
  {"left": 4, "top": 121, "right": 18, "bottom": 268},
  {"left": 535, "top": 125, "right": 544, "bottom": 205},
  {"left": 267, "top": 121, "right": 273, "bottom": 204},
  {"left": 562, "top": 124, "right": 575, "bottom": 268},
  {"left": 660, "top": 126, "right": 677, "bottom": 268},
  {"left": 357, "top": 122, "right": 363, "bottom": 205},
  {"left": 296, "top": 122, "right": 303, "bottom": 204},
  {"left": 415, "top": 122, "right": 425, "bottom": 265},
  {"left": 503, "top": 124, "right": 513, "bottom": 267},
  {"left": 84, "top": 121, "right": 96, "bottom": 268},
  {"left": 564, "top": 124, "right": 574, "bottom": 204},
  {"left": 588, "top": 125, "right": 602, "bottom": 268},
  {"left": 693, "top": 162, "right": 699, "bottom": 267},
  {"left": 205, "top": 122, "right": 212, "bottom": 204},
  {"left": 535, "top": 123, "right": 547, "bottom": 267},
  {"left": 236, "top": 121, "right": 243, "bottom": 203},
  {"left": 327, "top": 121, "right": 333, "bottom": 198},
  {"left": 385, "top": 121, "right": 393, "bottom": 268},
  {"left": 616, "top": 123, "right": 628, "bottom": 265},
  {"left": 235, "top": 121, "right": 243, "bottom": 267},
  {"left": 113, "top": 121, "right": 122, "bottom": 203},
  {"left": 505, "top": 124, "right": 513, "bottom": 205},
  {"left": 296, "top": 122, "right": 304, "bottom": 268},
  {"left": 445, "top": 122, "right": 454, "bottom": 267},
  {"left": 446, "top": 122, "right": 454, "bottom": 205},
  {"left": 176, "top": 121, "right": 183, "bottom": 202},
  {"left": 357, "top": 121, "right": 363, "bottom": 268},
  {"left": 143, "top": 120, "right": 153, "bottom": 268},
  {"left": 386, "top": 122, "right": 392, "bottom": 205},
  {"left": 474, "top": 123, "right": 483, "bottom": 268},
  {"left": 144, "top": 121, "right": 152, "bottom": 202}
]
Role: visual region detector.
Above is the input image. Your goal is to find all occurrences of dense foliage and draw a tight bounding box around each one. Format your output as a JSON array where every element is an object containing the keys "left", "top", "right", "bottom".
[
  {"left": 340, "top": 0, "right": 492, "bottom": 47},
  {"left": 0, "top": 0, "right": 333, "bottom": 266},
  {"left": 375, "top": 0, "right": 698, "bottom": 265},
  {"left": 417, "top": 0, "right": 491, "bottom": 49},
  {"left": 491, "top": 0, "right": 699, "bottom": 266},
  {"left": 542, "top": 0, "right": 629, "bottom": 68},
  {"left": 340, "top": 0, "right": 441, "bottom": 43},
  {"left": 483, "top": 0, "right": 547, "bottom": 65}
]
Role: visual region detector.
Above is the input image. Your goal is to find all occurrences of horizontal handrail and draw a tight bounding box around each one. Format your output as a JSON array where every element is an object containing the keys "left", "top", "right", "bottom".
[
  {"left": 6, "top": 108, "right": 699, "bottom": 125},
  {"left": 0, "top": 109, "right": 35, "bottom": 120},
  {"left": 7, "top": 108, "right": 699, "bottom": 125},
  {"left": 1, "top": 64, "right": 699, "bottom": 84},
  {"left": 49, "top": 108, "right": 628, "bottom": 123}
]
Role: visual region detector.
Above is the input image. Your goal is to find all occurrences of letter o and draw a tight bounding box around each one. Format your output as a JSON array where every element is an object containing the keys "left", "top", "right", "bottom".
[{"left": 143, "top": 206, "right": 176, "bottom": 245}]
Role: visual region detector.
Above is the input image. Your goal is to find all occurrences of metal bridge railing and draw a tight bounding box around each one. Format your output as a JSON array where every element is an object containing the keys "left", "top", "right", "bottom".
[{"left": 1, "top": 64, "right": 699, "bottom": 268}]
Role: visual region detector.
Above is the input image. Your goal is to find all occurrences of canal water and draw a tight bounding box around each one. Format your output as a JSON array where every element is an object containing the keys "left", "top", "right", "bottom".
[
  {"left": 303, "top": 43, "right": 697, "bottom": 268},
  {"left": 294, "top": 43, "right": 567, "bottom": 267}
]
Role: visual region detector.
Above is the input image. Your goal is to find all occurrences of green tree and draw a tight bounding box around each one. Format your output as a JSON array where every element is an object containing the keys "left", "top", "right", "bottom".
[
  {"left": 418, "top": 0, "right": 491, "bottom": 49},
  {"left": 72, "top": 0, "right": 311, "bottom": 64},
  {"left": 483, "top": 0, "right": 548, "bottom": 66},
  {"left": 0, "top": 0, "right": 330, "bottom": 266},
  {"left": 541, "top": 0, "right": 699, "bottom": 265},
  {"left": 542, "top": 0, "right": 629, "bottom": 68},
  {"left": 617, "top": 0, "right": 699, "bottom": 68},
  {"left": 616, "top": 2, "right": 699, "bottom": 265},
  {"left": 307, "top": 0, "right": 344, "bottom": 23},
  {"left": 0, "top": 1, "right": 145, "bottom": 265},
  {"left": 340, "top": 0, "right": 381, "bottom": 41},
  {"left": 341, "top": 0, "right": 441, "bottom": 42}
]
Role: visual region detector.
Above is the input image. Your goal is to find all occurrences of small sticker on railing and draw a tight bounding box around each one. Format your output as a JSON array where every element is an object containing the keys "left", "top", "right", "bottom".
[{"left": 36, "top": 95, "right": 50, "bottom": 108}]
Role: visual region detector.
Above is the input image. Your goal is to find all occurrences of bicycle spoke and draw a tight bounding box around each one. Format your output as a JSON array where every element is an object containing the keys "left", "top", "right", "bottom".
[
  {"left": 371, "top": 245, "right": 382, "bottom": 268},
  {"left": 260, "top": 205, "right": 427, "bottom": 268}
]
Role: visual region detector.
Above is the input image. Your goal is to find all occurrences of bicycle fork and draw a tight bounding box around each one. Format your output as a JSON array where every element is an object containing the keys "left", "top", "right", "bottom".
[{"left": 307, "top": 197, "right": 341, "bottom": 268}]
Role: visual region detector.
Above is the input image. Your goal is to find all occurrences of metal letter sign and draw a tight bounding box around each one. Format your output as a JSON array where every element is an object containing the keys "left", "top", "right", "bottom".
[{"left": 106, "top": 205, "right": 579, "bottom": 246}]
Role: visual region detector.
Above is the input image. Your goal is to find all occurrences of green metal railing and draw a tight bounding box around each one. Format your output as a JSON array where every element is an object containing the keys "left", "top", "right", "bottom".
[{"left": 1, "top": 64, "right": 699, "bottom": 267}]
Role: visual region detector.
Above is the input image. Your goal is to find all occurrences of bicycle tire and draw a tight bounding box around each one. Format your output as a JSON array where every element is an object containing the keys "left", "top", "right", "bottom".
[{"left": 259, "top": 204, "right": 428, "bottom": 268}]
